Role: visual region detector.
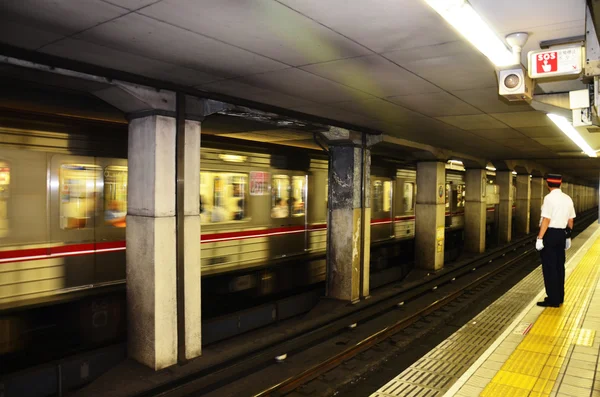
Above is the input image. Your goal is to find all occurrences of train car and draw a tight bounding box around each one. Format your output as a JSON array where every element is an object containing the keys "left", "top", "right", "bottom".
[{"left": 0, "top": 118, "right": 510, "bottom": 311}]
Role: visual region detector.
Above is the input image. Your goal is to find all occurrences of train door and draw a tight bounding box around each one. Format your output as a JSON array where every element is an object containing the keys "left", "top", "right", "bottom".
[
  {"left": 0, "top": 161, "right": 10, "bottom": 239},
  {"left": 94, "top": 158, "right": 128, "bottom": 283},
  {"left": 371, "top": 177, "right": 393, "bottom": 241},
  {"left": 50, "top": 155, "right": 101, "bottom": 288},
  {"left": 270, "top": 172, "right": 307, "bottom": 258}
]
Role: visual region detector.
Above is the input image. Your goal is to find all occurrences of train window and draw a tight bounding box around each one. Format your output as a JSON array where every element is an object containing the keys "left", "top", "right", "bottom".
[
  {"left": 200, "top": 171, "right": 247, "bottom": 223},
  {"left": 291, "top": 176, "right": 306, "bottom": 217},
  {"left": 457, "top": 185, "right": 465, "bottom": 208},
  {"left": 0, "top": 164, "right": 10, "bottom": 238},
  {"left": 60, "top": 164, "right": 101, "bottom": 230},
  {"left": 373, "top": 181, "right": 383, "bottom": 212},
  {"left": 104, "top": 166, "right": 127, "bottom": 228},
  {"left": 271, "top": 175, "right": 290, "bottom": 218},
  {"left": 403, "top": 182, "right": 414, "bottom": 212},
  {"left": 383, "top": 181, "right": 392, "bottom": 212}
]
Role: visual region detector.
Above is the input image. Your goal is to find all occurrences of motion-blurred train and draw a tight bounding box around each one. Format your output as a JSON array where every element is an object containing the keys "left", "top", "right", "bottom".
[{"left": 0, "top": 118, "right": 505, "bottom": 313}]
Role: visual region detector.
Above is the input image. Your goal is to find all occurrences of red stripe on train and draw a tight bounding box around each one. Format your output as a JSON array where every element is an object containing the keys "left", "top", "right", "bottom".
[
  {"left": 371, "top": 218, "right": 393, "bottom": 225},
  {"left": 0, "top": 241, "right": 126, "bottom": 263},
  {"left": 201, "top": 225, "right": 307, "bottom": 243},
  {"left": 0, "top": 210, "right": 489, "bottom": 262}
]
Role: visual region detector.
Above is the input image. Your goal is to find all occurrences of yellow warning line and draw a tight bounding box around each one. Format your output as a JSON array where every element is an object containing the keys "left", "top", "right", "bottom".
[{"left": 480, "top": 239, "right": 600, "bottom": 397}]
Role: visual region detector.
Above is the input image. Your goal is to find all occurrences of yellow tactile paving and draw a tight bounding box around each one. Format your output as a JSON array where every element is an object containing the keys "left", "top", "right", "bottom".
[{"left": 480, "top": 238, "right": 600, "bottom": 397}]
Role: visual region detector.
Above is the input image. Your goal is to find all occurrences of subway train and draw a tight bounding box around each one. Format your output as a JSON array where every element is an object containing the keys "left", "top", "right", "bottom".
[{"left": 0, "top": 119, "right": 504, "bottom": 312}]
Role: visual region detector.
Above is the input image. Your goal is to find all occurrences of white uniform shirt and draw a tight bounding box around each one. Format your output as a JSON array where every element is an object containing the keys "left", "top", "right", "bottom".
[{"left": 541, "top": 188, "right": 576, "bottom": 228}]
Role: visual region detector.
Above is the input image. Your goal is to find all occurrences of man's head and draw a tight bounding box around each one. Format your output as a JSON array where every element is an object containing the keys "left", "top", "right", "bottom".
[{"left": 546, "top": 173, "right": 562, "bottom": 190}]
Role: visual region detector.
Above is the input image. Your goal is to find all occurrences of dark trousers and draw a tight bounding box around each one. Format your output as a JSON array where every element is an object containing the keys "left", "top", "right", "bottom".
[{"left": 540, "top": 228, "right": 566, "bottom": 304}]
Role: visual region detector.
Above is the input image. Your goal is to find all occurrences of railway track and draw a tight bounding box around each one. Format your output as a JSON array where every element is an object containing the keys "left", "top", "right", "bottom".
[{"left": 137, "top": 210, "right": 599, "bottom": 397}]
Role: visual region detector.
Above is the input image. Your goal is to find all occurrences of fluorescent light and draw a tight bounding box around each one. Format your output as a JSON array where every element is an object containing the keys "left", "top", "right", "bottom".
[
  {"left": 486, "top": 166, "right": 496, "bottom": 171},
  {"left": 547, "top": 114, "right": 597, "bottom": 157},
  {"left": 219, "top": 154, "right": 247, "bottom": 162},
  {"left": 512, "top": 171, "right": 517, "bottom": 175},
  {"left": 424, "top": 0, "right": 515, "bottom": 67},
  {"left": 448, "top": 160, "right": 463, "bottom": 165}
]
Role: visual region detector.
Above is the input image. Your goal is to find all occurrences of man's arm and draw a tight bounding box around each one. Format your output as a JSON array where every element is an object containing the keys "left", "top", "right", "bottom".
[
  {"left": 568, "top": 218, "right": 574, "bottom": 230},
  {"left": 538, "top": 217, "right": 550, "bottom": 239}
]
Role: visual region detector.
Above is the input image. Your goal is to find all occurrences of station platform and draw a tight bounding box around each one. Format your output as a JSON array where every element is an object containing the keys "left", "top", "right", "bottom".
[{"left": 372, "top": 221, "right": 600, "bottom": 397}]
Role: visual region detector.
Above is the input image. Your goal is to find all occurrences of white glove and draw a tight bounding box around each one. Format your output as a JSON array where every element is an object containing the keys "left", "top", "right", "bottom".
[
  {"left": 536, "top": 238, "right": 544, "bottom": 251},
  {"left": 565, "top": 238, "right": 571, "bottom": 250}
]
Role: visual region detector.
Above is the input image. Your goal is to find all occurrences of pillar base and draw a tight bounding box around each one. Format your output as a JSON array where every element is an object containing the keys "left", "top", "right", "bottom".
[
  {"left": 328, "top": 208, "right": 361, "bottom": 302},
  {"left": 126, "top": 215, "right": 177, "bottom": 370},
  {"left": 464, "top": 201, "right": 486, "bottom": 253},
  {"left": 415, "top": 203, "right": 445, "bottom": 270}
]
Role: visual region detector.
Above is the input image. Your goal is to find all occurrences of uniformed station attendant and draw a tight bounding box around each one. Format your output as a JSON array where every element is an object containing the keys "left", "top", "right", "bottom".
[{"left": 535, "top": 174, "right": 576, "bottom": 308}]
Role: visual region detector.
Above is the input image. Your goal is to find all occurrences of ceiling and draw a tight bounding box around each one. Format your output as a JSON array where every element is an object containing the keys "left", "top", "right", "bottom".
[{"left": 1, "top": 0, "right": 599, "bottom": 182}]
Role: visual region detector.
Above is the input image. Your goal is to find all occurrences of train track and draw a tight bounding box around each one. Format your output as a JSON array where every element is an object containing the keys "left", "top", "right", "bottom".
[{"left": 136, "top": 210, "right": 599, "bottom": 397}]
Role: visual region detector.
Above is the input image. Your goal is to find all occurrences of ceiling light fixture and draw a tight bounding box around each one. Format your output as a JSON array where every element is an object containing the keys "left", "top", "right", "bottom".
[
  {"left": 547, "top": 114, "right": 597, "bottom": 158},
  {"left": 424, "top": 0, "right": 515, "bottom": 67}
]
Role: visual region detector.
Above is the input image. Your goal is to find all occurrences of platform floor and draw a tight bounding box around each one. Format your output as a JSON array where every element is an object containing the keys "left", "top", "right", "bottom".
[{"left": 371, "top": 222, "right": 600, "bottom": 397}]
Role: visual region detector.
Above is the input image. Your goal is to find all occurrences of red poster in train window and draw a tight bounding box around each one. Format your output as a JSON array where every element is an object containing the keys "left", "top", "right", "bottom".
[{"left": 250, "top": 171, "right": 270, "bottom": 196}]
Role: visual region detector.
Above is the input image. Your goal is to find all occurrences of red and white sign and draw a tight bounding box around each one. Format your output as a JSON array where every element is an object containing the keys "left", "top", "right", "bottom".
[
  {"left": 536, "top": 51, "right": 557, "bottom": 73},
  {"left": 528, "top": 47, "right": 582, "bottom": 79},
  {"left": 249, "top": 171, "right": 270, "bottom": 196}
]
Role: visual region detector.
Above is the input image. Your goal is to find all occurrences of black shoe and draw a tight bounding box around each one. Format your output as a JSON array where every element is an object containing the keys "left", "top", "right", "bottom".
[{"left": 537, "top": 301, "right": 560, "bottom": 308}]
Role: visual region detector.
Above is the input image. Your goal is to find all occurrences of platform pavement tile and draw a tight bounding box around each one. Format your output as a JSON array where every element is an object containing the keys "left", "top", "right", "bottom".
[
  {"left": 458, "top": 383, "right": 484, "bottom": 396},
  {"left": 582, "top": 321, "right": 600, "bottom": 330},
  {"left": 466, "top": 375, "right": 491, "bottom": 388},
  {"left": 565, "top": 364, "right": 595, "bottom": 379},
  {"left": 488, "top": 352, "right": 510, "bottom": 363},
  {"left": 532, "top": 378, "right": 554, "bottom": 394},
  {"left": 593, "top": 390, "right": 600, "bottom": 397},
  {"left": 481, "top": 360, "right": 504, "bottom": 372},
  {"left": 539, "top": 366, "right": 560, "bottom": 381},
  {"left": 565, "top": 358, "right": 597, "bottom": 371},
  {"left": 495, "top": 345, "right": 520, "bottom": 356},
  {"left": 500, "top": 340, "right": 522, "bottom": 349},
  {"left": 472, "top": 368, "right": 497, "bottom": 380},
  {"left": 561, "top": 373, "right": 594, "bottom": 389},
  {"left": 565, "top": 367, "right": 595, "bottom": 379},
  {"left": 573, "top": 345, "right": 599, "bottom": 355},
  {"left": 480, "top": 382, "right": 530, "bottom": 397},
  {"left": 557, "top": 382, "right": 593, "bottom": 396},
  {"left": 571, "top": 351, "right": 598, "bottom": 363}
]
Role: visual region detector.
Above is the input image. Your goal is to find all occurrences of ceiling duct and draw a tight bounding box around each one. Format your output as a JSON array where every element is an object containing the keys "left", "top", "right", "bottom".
[{"left": 530, "top": 93, "right": 572, "bottom": 120}]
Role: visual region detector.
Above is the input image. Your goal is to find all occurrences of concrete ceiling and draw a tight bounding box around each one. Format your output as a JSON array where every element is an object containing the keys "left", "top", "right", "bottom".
[{"left": 1, "top": 0, "right": 599, "bottom": 182}]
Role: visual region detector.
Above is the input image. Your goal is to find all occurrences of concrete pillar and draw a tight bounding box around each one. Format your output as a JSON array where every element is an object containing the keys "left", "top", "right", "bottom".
[
  {"left": 530, "top": 177, "right": 543, "bottom": 234},
  {"left": 497, "top": 171, "right": 513, "bottom": 243},
  {"left": 415, "top": 161, "right": 446, "bottom": 270},
  {"left": 127, "top": 115, "right": 178, "bottom": 370},
  {"left": 181, "top": 119, "right": 202, "bottom": 360},
  {"left": 93, "top": 84, "right": 230, "bottom": 370},
  {"left": 565, "top": 182, "right": 574, "bottom": 204},
  {"left": 515, "top": 175, "right": 531, "bottom": 235},
  {"left": 322, "top": 130, "right": 380, "bottom": 302},
  {"left": 587, "top": 186, "right": 591, "bottom": 210},
  {"left": 464, "top": 169, "right": 486, "bottom": 253}
]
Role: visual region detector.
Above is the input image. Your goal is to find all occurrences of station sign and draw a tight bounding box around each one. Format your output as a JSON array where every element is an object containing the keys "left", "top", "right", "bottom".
[{"left": 528, "top": 47, "right": 582, "bottom": 79}]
